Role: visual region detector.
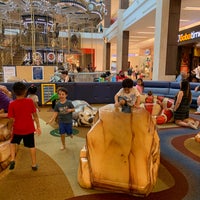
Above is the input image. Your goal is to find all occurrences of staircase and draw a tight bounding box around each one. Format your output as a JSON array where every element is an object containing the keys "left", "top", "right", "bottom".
[
  {"left": 7, "top": 46, "right": 25, "bottom": 66},
  {"left": 0, "top": 35, "right": 26, "bottom": 81}
]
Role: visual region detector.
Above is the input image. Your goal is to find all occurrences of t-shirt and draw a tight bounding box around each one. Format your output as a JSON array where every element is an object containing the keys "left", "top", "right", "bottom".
[
  {"left": 194, "top": 67, "right": 200, "bottom": 79},
  {"left": 116, "top": 87, "right": 140, "bottom": 106},
  {"left": 8, "top": 98, "right": 36, "bottom": 135},
  {"left": 0, "top": 91, "right": 11, "bottom": 113},
  {"left": 54, "top": 100, "right": 74, "bottom": 123},
  {"left": 27, "top": 94, "right": 39, "bottom": 103},
  {"left": 135, "top": 85, "right": 143, "bottom": 94},
  {"left": 0, "top": 91, "right": 12, "bottom": 112}
]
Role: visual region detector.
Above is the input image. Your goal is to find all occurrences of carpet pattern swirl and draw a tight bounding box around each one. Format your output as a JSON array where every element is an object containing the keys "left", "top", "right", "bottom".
[{"left": 0, "top": 107, "right": 199, "bottom": 200}]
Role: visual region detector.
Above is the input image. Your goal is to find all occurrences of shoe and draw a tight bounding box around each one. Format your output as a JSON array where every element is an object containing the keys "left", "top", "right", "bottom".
[
  {"left": 32, "top": 165, "right": 38, "bottom": 171},
  {"left": 60, "top": 146, "right": 65, "bottom": 150},
  {"left": 9, "top": 161, "right": 15, "bottom": 170},
  {"left": 188, "top": 122, "right": 198, "bottom": 130},
  {"left": 70, "top": 134, "right": 73, "bottom": 138}
]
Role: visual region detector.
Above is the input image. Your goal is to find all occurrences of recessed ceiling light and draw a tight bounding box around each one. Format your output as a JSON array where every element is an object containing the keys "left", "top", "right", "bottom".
[
  {"left": 183, "top": 7, "right": 200, "bottom": 11},
  {"left": 180, "top": 19, "right": 190, "bottom": 22},
  {"left": 147, "top": 26, "right": 155, "bottom": 29},
  {"left": 130, "top": 36, "right": 147, "bottom": 38},
  {"left": 137, "top": 32, "right": 154, "bottom": 34},
  {"left": 130, "top": 39, "right": 140, "bottom": 42}
]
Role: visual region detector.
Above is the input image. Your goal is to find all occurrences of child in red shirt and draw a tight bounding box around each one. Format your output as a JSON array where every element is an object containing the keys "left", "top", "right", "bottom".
[{"left": 8, "top": 82, "right": 41, "bottom": 170}]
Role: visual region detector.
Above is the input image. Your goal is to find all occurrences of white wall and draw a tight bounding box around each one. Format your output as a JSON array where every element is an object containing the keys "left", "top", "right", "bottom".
[{"left": 81, "top": 38, "right": 104, "bottom": 71}]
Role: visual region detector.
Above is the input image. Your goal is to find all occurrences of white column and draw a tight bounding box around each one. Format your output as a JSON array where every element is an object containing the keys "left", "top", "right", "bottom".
[
  {"left": 103, "top": 40, "right": 107, "bottom": 71},
  {"left": 153, "top": 0, "right": 176, "bottom": 81},
  {"left": 116, "top": 9, "right": 124, "bottom": 73}
]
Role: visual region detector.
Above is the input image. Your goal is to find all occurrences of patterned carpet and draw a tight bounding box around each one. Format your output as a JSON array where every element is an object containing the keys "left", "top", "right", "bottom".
[
  {"left": 0, "top": 146, "right": 74, "bottom": 200},
  {"left": 65, "top": 114, "right": 200, "bottom": 200},
  {"left": 1, "top": 107, "right": 199, "bottom": 200}
]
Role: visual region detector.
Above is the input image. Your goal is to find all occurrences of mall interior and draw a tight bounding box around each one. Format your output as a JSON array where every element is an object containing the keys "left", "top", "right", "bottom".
[
  {"left": 1, "top": 0, "right": 200, "bottom": 83},
  {"left": 0, "top": 1, "right": 200, "bottom": 200}
]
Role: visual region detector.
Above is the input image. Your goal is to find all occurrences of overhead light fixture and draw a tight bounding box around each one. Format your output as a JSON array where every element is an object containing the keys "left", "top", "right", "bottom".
[
  {"left": 130, "top": 36, "right": 148, "bottom": 39},
  {"left": 196, "top": 42, "right": 200, "bottom": 47},
  {"left": 130, "top": 39, "right": 140, "bottom": 42},
  {"left": 137, "top": 31, "right": 154, "bottom": 34},
  {"left": 147, "top": 26, "right": 155, "bottom": 29},
  {"left": 183, "top": 7, "right": 200, "bottom": 11},
  {"left": 180, "top": 19, "right": 190, "bottom": 22}
]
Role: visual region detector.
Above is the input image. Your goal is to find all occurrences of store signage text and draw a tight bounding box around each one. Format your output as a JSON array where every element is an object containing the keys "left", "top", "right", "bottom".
[{"left": 178, "top": 31, "right": 200, "bottom": 43}]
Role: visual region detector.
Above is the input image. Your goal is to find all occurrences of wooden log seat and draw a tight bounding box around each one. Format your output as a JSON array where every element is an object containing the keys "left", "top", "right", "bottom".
[
  {"left": 0, "top": 118, "right": 11, "bottom": 172},
  {"left": 78, "top": 104, "right": 160, "bottom": 197}
]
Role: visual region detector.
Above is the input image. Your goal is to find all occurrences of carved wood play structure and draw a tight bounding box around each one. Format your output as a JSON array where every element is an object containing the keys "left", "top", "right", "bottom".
[{"left": 78, "top": 104, "right": 160, "bottom": 197}]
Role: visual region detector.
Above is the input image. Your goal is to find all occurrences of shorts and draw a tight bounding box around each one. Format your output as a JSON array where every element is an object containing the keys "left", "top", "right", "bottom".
[
  {"left": 10, "top": 133, "right": 35, "bottom": 148},
  {"left": 59, "top": 122, "right": 73, "bottom": 135},
  {"left": 121, "top": 105, "right": 131, "bottom": 113},
  {"left": 118, "top": 96, "right": 131, "bottom": 113}
]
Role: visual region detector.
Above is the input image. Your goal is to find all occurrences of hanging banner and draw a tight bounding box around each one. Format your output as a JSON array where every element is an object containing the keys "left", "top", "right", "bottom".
[{"left": 3, "top": 65, "right": 16, "bottom": 82}]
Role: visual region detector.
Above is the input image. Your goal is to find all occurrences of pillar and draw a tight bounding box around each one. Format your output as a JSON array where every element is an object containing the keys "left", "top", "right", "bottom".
[
  {"left": 104, "top": 0, "right": 111, "bottom": 28},
  {"left": 116, "top": 0, "right": 129, "bottom": 72},
  {"left": 103, "top": 0, "right": 111, "bottom": 71},
  {"left": 122, "top": 31, "right": 129, "bottom": 71},
  {"left": 153, "top": 0, "right": 181, "bottom": 81},
  {"left": 116, "top": 9, "right": 124, "bottom": 73},
  {"left": 105, "top": 42, "right": 111, "bottom": 71},
  {"left": 119, "top": 0, "right": 129, "bottom": 9}
]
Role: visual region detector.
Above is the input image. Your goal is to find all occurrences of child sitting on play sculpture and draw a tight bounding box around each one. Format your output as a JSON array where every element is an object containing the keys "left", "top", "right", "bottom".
[{"left": 114, "top": 78, "right": 140, "bottom": 113}]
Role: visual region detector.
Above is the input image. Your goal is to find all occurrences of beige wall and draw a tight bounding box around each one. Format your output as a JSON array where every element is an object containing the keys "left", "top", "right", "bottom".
[{"left": 14, "top": 66, "right": 55, "bottom": 82}]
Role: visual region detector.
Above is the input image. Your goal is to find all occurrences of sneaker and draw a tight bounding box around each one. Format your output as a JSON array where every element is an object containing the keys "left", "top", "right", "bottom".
[
  {"left": 32, "top": 165, "right": 38, "bottom": 171},
  {"left": 9, "top": 161, "right": 15, "bottom": 170},
  {"left": 188, "top": 122, "right": 198, "bottom": 130}
]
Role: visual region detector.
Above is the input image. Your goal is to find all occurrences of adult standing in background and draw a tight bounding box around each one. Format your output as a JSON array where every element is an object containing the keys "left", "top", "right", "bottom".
[
  {"left": 127, "top": 67, "right": 133, "bottom": 79},
  {"left": 61, "top": 70, "right": 72, "bottom": 82},
  {"left": 116, "top": 70, "right": 128, "bottom": 82},
  {"left": 175, "top": 71, "right": 189, "bottom": 82},
  {"left": 191, "top": 66, "right": 200, "bottom": 82}
]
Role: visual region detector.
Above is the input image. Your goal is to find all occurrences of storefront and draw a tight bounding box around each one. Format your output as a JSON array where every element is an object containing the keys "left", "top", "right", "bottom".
[{"left": 178, "top": 25, "right": 200, "bottom": 81}]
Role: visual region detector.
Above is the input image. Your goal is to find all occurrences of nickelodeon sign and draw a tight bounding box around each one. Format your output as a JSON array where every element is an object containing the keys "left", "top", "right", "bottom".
[{"left": 178, "top": 31, "right": 200, "bottom": 43}]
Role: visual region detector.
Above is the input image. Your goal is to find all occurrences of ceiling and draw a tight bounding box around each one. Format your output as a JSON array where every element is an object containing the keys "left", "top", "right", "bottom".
[
  {"left": 123, "top": 0, "right": 200, "bottom": 52},
  {"left": 0, "top": 0, "right": 200, "bottom": 52}
]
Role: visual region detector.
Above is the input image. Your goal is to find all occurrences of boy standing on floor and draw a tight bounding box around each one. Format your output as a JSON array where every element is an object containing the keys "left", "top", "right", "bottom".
[
  {"left": 8, "top": 82, "right": 41, "bottom": 170},
  {"left": 47, "top": 87, "right": 75, "bottom": 150}
]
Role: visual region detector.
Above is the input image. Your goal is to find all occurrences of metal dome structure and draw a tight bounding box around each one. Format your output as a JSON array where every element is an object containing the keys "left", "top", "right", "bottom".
[
  {"left": 0, "top": 0, "right": 106, "bottom": 67},
  {"left": 0, "top": 0, "right": 106, "bottom": 32}
]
